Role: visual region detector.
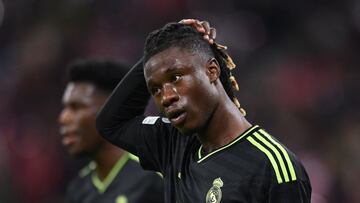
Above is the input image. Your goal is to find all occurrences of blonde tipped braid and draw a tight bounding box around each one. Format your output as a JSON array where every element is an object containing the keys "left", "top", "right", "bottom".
[{"left": 214, "top": 42, "right": 246, "bottom": 116}]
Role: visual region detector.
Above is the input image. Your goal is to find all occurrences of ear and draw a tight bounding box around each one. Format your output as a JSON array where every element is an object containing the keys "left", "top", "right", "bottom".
[{"left": 206, "top": 58, "right": 220, "bottom": 83}]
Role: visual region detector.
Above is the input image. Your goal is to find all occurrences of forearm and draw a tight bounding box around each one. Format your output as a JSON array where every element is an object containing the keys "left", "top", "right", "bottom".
[{"left": 96, "top": 58, "right": 150, "bottom": 148}]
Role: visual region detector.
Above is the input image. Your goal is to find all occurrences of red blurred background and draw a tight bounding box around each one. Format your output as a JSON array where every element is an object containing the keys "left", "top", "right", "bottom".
[{"left": 0, "top": 0, "right": 359, "bottom": 202}]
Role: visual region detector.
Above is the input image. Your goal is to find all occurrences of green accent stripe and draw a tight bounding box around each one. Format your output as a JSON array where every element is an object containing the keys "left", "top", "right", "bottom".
[
  {"left": 197, "top": 125, "right": 259, "bottom": 163},
  {"left": 79, "top": 161, "right": 96, "bottom": 177},
  {"left": 156, "top": 172, "right": 164, "bottom": 178},
  {"left": 254, "top": 132, "right": 289, "bottom": 182},
  {"left": 128, "top": 153, "right": 140, "bottom": 162},
  {"left": 92, "top": 153, "right": 129, "bottom": 193},
  {"left": 259, "top": 129, "right": 297, "bottom": 181},
  {"left": 247, "top": 136, "right": 283, "bottom": 184}
]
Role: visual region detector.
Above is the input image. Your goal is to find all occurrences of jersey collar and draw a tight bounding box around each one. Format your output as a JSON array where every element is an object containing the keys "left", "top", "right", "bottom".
[
  {"left": 91, "top": 152, "right": 130, "bottom": 193},
  {"left": 197, "top": 125, "right": 259, "bottom": 163}
]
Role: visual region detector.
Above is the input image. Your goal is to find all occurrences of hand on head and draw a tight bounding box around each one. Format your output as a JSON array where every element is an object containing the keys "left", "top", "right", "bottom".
[{"left": 179, "top": 19, "right": 216, "bottom": 44}]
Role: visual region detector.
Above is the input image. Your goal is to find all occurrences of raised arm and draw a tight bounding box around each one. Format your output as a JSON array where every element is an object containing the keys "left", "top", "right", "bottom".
[
  {"left": 96, "top": 19, "right": 216, "bottom": 154},
  {"left": 96, "top": 58, "right": 149, "bottom": 152}
]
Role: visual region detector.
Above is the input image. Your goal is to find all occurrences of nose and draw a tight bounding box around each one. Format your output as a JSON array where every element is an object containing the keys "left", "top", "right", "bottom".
[
  {"left": 161, "top": 83, "right": 179, "bottom": 107},
  {"left": 58, "top": 108, "right": 72, "bottom": 126}
]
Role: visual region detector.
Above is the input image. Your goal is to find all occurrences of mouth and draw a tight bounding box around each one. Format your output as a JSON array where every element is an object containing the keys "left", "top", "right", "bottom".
[
  {"left": 59, "top": 127, "right": 80, "bottom": 147},
  {"left": 166, "top": 109, "right": 187, "bottom": 127},
  {"left": 62, "top": 134, "right": 80, "bottom": 147}
]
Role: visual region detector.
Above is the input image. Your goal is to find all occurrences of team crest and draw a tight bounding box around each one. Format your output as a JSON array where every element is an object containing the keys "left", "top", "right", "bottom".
[
  {"left": 116, "top": 195, "right": 128, "bottom": 203},
  {"left": 206, "top": 177, "right": 223, "bottom": 203}
]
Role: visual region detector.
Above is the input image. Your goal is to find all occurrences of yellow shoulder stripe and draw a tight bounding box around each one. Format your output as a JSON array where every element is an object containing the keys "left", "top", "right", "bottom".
[
  {"left": 247, "top": 136, "right": 283, "bottom": 184},
  {"left": 259, "top": 129, "right": 297, "bottom": 181},
  {"left": 247, "top": 130, "right": 297, "bottom": 184}
]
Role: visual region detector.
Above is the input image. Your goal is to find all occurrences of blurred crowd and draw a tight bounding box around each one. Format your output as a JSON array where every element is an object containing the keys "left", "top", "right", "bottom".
[{"left": 0, "top": 0, "right": 359, "bottom": 202}]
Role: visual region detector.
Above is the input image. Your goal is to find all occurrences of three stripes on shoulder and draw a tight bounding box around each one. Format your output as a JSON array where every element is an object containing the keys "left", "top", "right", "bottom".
[{"left": 247, "top": 129, "right": 297, "bottom": 184}]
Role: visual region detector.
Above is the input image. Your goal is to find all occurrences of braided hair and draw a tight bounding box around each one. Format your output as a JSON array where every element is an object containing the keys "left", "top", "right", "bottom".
[{"left": 143, "top": 22, "right": 246, "bottom": 115}]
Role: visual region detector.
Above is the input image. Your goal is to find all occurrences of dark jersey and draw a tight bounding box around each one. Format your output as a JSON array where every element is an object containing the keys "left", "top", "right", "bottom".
[
  {"left": 66, "top": 153, "right": 164, "bottom": 203},
  {"left": 96, "top": 59, "right": 312, "bottom": 203}
]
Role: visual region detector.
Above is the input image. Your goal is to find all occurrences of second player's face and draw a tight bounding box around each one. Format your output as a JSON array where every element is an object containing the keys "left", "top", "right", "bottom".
[
  {"left": 144, "top": 46, "right": 219, "bottom": 134},
  {"left": 58, "top": 82, "right": 107, "bottom": 157}
]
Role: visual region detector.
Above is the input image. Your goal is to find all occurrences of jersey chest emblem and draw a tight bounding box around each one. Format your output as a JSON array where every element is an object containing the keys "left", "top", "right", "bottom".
[
  {"left": 116, "top": 195, "right": 128, "bottom": 203},
  {"left": 206, "top": 177, "right": 223, "bottom": 203}
]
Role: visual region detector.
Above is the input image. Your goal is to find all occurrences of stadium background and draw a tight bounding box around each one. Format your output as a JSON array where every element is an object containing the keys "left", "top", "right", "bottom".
[{"left": 0, "top": 0, "right": 359, "bottom": 202}]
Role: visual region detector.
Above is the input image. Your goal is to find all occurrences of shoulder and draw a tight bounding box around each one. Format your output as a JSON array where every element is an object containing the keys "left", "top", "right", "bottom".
[
  {"left": 243, "top": 126, "right": 310, "bottom": 185},
  {"left": 118, "top": 156, "right": 164, "bottom": 202},
  {"left": 66, "top": 163, "right": 95, "bottom": 200},
  {"left": 69, "top": 161, "right": 95, "bottom": 186},
  {"left": 114, "top": 154, "right": 163, "bottom": 193},
  {"left": 124, "top": 154, "right": 163, "bottom": 179}
]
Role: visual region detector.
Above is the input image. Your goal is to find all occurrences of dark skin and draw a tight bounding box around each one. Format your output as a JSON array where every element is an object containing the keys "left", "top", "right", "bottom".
[
  {"left": 59, "top": 82, "right": 123, "bottom": 180},
  {"left": 144, "top": 46, "right": 251, "bottom": 154},
  {"left": 179, "top": 19, "right": 216, "bottom": 44},
  {"left": 58, "top": 20, "right": 219, "bottom": 179}
]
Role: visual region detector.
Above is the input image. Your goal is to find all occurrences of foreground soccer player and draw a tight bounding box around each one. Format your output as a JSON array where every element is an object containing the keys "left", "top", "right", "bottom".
[
  {"left": 58, "top": 60, "right": 164, "bottom": 203},
  {"left": 97, "top": 22, "right": 311, "bottom": 202}
]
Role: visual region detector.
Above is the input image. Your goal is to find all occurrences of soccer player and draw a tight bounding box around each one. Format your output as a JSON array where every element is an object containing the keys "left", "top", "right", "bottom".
[
  {"left": 58, "top": 60, "right": 164, "bottom": 203},
  {"left": 96, "top": 21, "right": 311, "bottom": 202}
]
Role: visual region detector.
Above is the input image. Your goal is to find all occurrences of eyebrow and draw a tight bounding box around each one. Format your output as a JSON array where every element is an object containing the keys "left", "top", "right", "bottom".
[
  {"left": 146, "top": 63, "right": 187, "bottom": 87},
  {"left": 164, "top": 63, "right": 187, "bottom": 74}
]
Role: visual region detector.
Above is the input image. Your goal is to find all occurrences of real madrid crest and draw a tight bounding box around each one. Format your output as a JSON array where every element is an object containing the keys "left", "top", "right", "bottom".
[{"left": 206, "top": 177, "right": 223, "bottom": 203}]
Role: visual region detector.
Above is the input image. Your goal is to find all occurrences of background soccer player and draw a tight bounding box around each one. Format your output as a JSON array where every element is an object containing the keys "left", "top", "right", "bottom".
[{"left": 58, "top": 59, "right": 164, "bottom": 203}]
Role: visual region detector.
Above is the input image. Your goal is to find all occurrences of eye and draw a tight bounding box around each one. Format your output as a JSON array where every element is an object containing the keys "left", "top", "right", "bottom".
[
  {"left": 69, "top": 102, "right": 84, "bottom": 110},
  {"left": 150, "top": 87, "right": 161, "bottom": 96},
  {"left": 171, "top": 74, "right": 182, "bottom": 83}
]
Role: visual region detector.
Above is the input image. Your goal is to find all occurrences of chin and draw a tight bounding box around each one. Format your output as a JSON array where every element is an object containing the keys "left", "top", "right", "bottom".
[
  {"left": 176, "top": 125, "right": 197, "bottom": 135},
  {"left": 68, "top": 149, "right": 88, "bottom": 158}
]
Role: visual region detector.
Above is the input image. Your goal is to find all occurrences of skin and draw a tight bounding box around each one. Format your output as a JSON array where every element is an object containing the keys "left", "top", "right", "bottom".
[
  {"left": 179, "top": 19, "right": 216, "bottom": 44},
  {"left": 59, "top": 82, "right": 123, "bottom": 180},
  {"left": 144, "top": 46, "right": 251, "bottom": 154}
]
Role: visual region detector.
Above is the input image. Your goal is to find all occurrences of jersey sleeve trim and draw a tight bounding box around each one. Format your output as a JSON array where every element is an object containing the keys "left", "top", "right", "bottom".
[{"left": 142, "top": 116, "right": 160, "bottom": 125}]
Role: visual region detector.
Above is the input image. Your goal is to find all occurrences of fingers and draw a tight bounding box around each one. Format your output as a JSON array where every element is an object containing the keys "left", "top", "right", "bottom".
[
  {"left": 178, "top": 19, "right": 216, "bottom": 44},
  {"left": 201, "top": 21, "right": 210, "bottom": 35},
  {"left": 200, "top": 21, "right": 214, "bottom": 44},
  {"left": 209, "top": 28, "right": 216, "bottom": 44},
  {"left": 179, "top": 19, "right": 205, "bottom": 33}
]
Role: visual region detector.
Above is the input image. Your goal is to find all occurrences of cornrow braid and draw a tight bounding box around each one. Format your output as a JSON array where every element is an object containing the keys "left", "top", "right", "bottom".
[{"left": 144, "top": 22, "right": 246, "bottom": 116}]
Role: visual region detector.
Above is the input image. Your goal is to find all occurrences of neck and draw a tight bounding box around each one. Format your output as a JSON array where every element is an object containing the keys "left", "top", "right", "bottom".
[
  {"left": 197, "top": 92, "right": 251, "bottom": 155},
  {"left": 93, "top": 144, "right": 124, "bottom": 181}
]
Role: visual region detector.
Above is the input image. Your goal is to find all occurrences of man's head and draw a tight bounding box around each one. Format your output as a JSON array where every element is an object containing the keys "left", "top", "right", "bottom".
[
  {"left": 143, "top": 23, "right": 238, "bottom": 134},
  {"left": 58, "top": 60, "right": 128, "bottom": 157}
]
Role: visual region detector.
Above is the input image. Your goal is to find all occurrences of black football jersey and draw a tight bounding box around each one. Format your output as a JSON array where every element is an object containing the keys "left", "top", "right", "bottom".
[{"left": 66, "top": 153, "right": 164, "bottom": 203}]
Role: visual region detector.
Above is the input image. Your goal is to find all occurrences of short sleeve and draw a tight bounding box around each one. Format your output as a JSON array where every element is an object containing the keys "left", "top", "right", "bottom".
[{"left": 268, "top": 180, "right": 311, "bottom": 203}]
